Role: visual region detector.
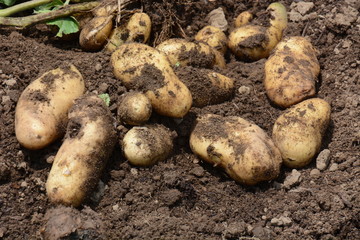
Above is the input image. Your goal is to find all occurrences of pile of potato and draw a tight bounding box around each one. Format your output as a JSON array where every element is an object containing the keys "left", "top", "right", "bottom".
[{"left": 14, "top": 2, "right": 331, "bottom": 207}]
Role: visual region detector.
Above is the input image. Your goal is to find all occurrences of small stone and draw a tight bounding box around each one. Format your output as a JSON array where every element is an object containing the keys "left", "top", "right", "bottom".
[
  {"left": 310, "top": 169, "right": 321, "bottom": 176},
  {"left": 95, "top": 63, "right": 102, "bottom": 72},
  {"left": 130, "top": 168, "right": 138, "bottom": 175},
  {"left": 329, "top": 163, "right": 339, "bottom": 171},
  {"left": 238, "top": 86, "right": 251, "bottom": 95},
  {"left": 21, "top": 181, "right": 28, "bottom": 188},
  {"left": 207, "top": 7, "right": 228, "bottom": 31},
  {"left": 190, "top": 166, "right": 205, "bottom": 177},
  {"left": 46, "top": 155, "right": 55, "bottom": 164},
  {"left": 1, "top": 95, "right": 11, "bottom": 104},
  {"left": 271, "top": 216, "right": 292, "bottom": 226},
  {"left": 316, "top": 149, "right": 331, "bottom": 171},
  {"left": 296, "top": 2, "right": 315, "bottom": 15},
  {"left": 226, "top": 221, "right": 246, "bottom": 236},
  {"left": 289, "top": 10, "right": 303, "bottom": 22},
  {"left": 18, "top": 162, "right": 27, "bottom": 169},
  {"left": 4, "top": 79, "right": 17, "bottom": 87},
  {"left": 112, "top": 204, "right": 119, "bottom": 211},
  {"left": 252, "top": 226, "right": 274, "bottom": 240},
  {"left": 283, "top": 169, "right": 301, "bottom": 189},
  {"left": 98, "top": 83, "right": 109, "bottom": 93}
]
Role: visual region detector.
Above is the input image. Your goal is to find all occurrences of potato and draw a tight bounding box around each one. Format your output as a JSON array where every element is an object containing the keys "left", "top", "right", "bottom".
[
  {"left": 195, "top": 26, "right": 228, "bottom": 54},
  {"left": 122, "top": 124, "right": 174, "bottom": 167},
  {"left": 46, "top": 94, "right": 117, "bottom": 207},
  {"left": 272, "top": 98, "right": 331, "bottom": 168},
  {"left": 228, "top": 2, "right": 287, "bottom": 61},
  {"left": 264, "top": 36, "right": 319, "bottom": 108},
  {"left": 79, "top": 16, "right": 113, "bottom": 51},
  {"left": 117, "top": 91, "right": 152, "bottom": 125},
  {"left": 175, "top": 66, "right": 234, "bottom": 107},
  {"left": 15, "top": 65, "right": 85, "bottom": 150},
  {"left": 156, "top": 38, "right": 216, "bottom": 68},
  {"left": 190, "top": 114, "right": 282, "bottom": 185},
  {"left": 111, "top": 42, "right": 192, "bottom": 118},
  {"left": 105, "top": 12, "right": 152, "bottom": 53},
  {"left": 234, "top": 11, "right": 253, "bottom": 28},
  {"left": 92, "top": 3, "right": 117, "bottom": 17}
]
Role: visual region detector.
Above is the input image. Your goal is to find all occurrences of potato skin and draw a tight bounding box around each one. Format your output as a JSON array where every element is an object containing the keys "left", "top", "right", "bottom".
[
  {"left": 46, "top": 94, "right": 117, "bottom": 207},
  {"left": 195, "top": 26, "right": 228, "bottom": 54},
  {"left": 79, "top": 16, "right": 113, "bottom": 51},
  {"left": 234, "top": 11, "right": 253, "bottom": 28},
  {"left": 272, "top": 98, "right": 331, "bottom": 168},
  {"left": 190, "top": 114, "right": 282, "bottom": 185},
  {"left": 15, "top": 64, "right": 85, "bottom": 150},
  {"left": 111, "top": 43, "right": 192, "bottom": 118},
  {"left": 264, "top": 36, "right": 319, "bottom": 108},
  {"left": 122, "top": 124, "right": 174, "bottom": 167},
  {"left": 117, "top": 91, "right": 152, "bottom": 125}
]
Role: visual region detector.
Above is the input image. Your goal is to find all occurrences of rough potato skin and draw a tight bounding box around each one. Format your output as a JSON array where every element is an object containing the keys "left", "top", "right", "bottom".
[
  {"left": 15, "top": 64, "right": 85, "bottom": 150},
  {"left": 46, "top": 94, "right": 117, "bottom": 207},
  {"left": 195, "top": 26, "right": 228, "bottom": 54},
  {"left": 272, "top": 98, "right": 331, "bottom": 168},
  {"left": 190, "top": 114, "right": 282, "bottom": 185},
  {"left": 117, "top": 91, "right": 152, "bottom": 125},
  {"left": 264, "top": 36, "right": 319, "bottom": 108}
]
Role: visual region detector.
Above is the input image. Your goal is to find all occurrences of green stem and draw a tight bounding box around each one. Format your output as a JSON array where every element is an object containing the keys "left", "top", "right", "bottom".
[
  {"left": 0, "top": 1, "right": 99, "bottom": 27},
  {"left": 0, "top": 0, "right": 53, "bottom": 17}
]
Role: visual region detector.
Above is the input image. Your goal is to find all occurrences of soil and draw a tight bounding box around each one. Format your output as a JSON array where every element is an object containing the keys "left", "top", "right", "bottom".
[{"left": 0, "top": 0, "right": 359, "bottom": 239}]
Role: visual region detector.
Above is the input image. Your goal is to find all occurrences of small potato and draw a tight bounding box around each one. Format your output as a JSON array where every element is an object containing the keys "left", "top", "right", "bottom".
[
  {"left": 228, "top": 2, "right": 287, "bottom": 61},
  {"left": 264, "top": 36, "right": 319, "bottom": 108},
  {"left": 190, "top": 114, "right": 282, "bottom": 185},
  {"left": 195, "top": 26, "right": 228, "bottom": 54},
  {"left": 175, "top": 66, "right": 234, "bottom": 107},
  {"left": 156, "top": 38, "right": 216, "bottom": 68},
  {"left": 117, "top": 91, "right": 152, "bottom": 125},
  {"left": 46, "top": 94, "right": 117, "bottom": 207},
  {"left": 122, "top": 124, "right": 174, "bottom": 167},
  {"left": 234, "top": 11, "right": 253, "bottom": 28},
  {"left": 79, "top": 16, "right": 113, "bottom": 51},
  {"left": 272, "top": 98, "right": 331, "bottom": 168},
  {"left": 15, "top": 65, "right": 85, "bottom": 150},
  {"left": 111, "top": 43, "right": 192, "bottom": 118}
]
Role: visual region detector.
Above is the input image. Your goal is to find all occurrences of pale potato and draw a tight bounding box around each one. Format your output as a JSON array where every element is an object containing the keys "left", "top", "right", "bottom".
[
  {"left": 234, "top": 11, "right": 253, "bottom": 28},
  {"left": 195, "top": 25, "right": 228, "bottom": 54},
  {"left": 79, "top": 16, "right": 113, "bottom": 51},
  {"left": 117, "top": 91, "right": 152, "bottom": 125}
]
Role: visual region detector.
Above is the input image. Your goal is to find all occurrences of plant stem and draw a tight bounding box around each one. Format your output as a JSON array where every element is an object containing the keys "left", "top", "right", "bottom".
[
  {"left": 0, "top": 1, "right": 99, "bottom": 28},
  {"left": 0, "top": 0, "right": 53, "bottom": 17}
]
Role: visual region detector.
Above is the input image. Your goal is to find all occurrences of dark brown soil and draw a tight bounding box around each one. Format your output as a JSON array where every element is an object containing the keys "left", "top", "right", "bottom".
[{"left": 0, "top": 0, "right": 359, "bottom": 239}]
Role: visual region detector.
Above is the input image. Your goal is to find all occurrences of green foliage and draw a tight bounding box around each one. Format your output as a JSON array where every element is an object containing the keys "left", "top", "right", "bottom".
[
  {"left": 0, "top": 0, "right": 17, "bottom": 7},
  {"left": 98, "top": 94, "right": 111, "bottom": 107}
]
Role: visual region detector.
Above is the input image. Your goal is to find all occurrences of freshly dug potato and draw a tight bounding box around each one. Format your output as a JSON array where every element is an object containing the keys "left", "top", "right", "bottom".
[
  {"left": 264, "top": 36, "right": 319, "bottom": 108},
  {"left": 105, "top": 12, "right": 152, "bottom": 53},
  {"left": 46, "top": 94, "right": 117, "bottom": 207},
  {"left": 156, "top": 38, "right": 216, "bottom": 68},
  {"left": 175, "top": 66, "right": 234, "bottom": 107},
  {"left": 234, "top": 11, "right": 253, "bottom": 28},
  {"left": 195, "top": 26, "right": 228, "bottom": 54},
  {"left": 122, "top": 124, "right": 174, "bottom": 167},
  {"left": 190, "top": 114, "right": 282, "bottom": 185},
  {"left": 117, "top": 91, "right": 152, "bottom": 125},
  {"left": 111, "top": 43, "right": 192, "bottom": 118},
  {"left": 228, "top": 2, "right": 287, "bottom": 61},
  {"left": 15, "top": 65, "right": 85, "bottom": 150},
  {"left": 92, "top": 3, "right": 117, "bottom": 17},
  {"left": 79, "top": 16, "right": 113, "bottom": 51},
  {"left": 272, "top": 98, "right": 331, "bottom": 168}
]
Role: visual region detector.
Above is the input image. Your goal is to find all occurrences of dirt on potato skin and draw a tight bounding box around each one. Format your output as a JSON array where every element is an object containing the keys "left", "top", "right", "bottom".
[{"left": 0, "top": 1, "right": 359, "bottom": 240}]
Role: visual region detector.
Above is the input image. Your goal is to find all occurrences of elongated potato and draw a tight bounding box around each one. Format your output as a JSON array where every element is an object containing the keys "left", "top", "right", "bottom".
[
  {"left": 15, "top": 65, "right": 85, "bottom": 150},
  {"left": 46, "top": 94, "right": 117, "bottom": 207},
  {"left": 79, "top": 16, "right": 113, "bottom": 51},
  {"left": 156, "top": 38, "right": 216, "bottom": 68},
  {"left": 122, "top": 124, "right": 174, "bottom": 167},
  {"left": 190, "top": 114, "right": 282, "bottom": 185},
  {"left": 117, "top": 91, "right": 152, "bottom": 125},
  {"left": 195, "top": 26, "right": 228, "bottom": 54},
  {"left": 175, "top": 66, "right": 234, "bottom": 107},
  {"left": 228, "top": 2, "right": 287, "bottom": 61},
  {"left": 111, "top": 43, "right": 192, "bottom": 118},
  {"left": 272, "top": 98, "right": 331, "bottom": 168},
  {"left": 264, "top": 36, "right": 319, "bottom": 108}
]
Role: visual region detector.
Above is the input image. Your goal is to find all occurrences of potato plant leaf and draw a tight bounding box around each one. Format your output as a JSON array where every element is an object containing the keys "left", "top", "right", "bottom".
[
  {"left": 99, "top": 94, "right": 111, "bottom": 107},
  {"left": 0, "top": 0, "right": 17, "bottom": 7}
]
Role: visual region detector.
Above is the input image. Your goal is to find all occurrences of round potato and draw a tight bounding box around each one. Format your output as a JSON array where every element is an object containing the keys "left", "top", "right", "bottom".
[
  {"left": 15, "top": 64, "right": 85, "bottom": 150},
  {"left": 190, "top": 114, "right": 282, "bottom": 185},
  {"left": 46, "top": 94, "right": 117, "bottom": 207},
  {"left": 234, "top": 11, "right": 253, "bottom": 28},
  {"left": 195, "top": 26, "right": 228, "bottom": 54},
  {"left": 264, "top": 36, "right": 319, "bottom": 108},
  {"left": 79, "top": 16, "right": 113, "bottom": 51},
  {"left": 117, "top": 91, "right": 152, "bottom": 125},
  {"left": 272, "top": 98, "right": 331, "bottom": 168}
]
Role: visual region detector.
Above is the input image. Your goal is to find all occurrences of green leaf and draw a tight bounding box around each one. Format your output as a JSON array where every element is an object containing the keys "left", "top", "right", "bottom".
[
  {"left": 46, "top": 16, "right": 79, "bottom": 37},
  {"left": 98, "top": 94, "right": 111, "bottom": 107},
  {"left": 0, "top": 0, "right": 17, "bottom": 7},
  {"left": 34, "top": 0, "right": 63, "bottom": 13}
]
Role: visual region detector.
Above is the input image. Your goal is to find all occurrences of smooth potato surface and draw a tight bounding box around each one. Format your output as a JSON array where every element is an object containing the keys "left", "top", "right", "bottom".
[
  {"left": 117, "top": 91, "right": 152, "bottom": 125},
  {"left": 79, "top": 16, "right": 113, "bottom": 51},
  {"left": 195, "top": 26, "right": 228, "bottom": 54}
]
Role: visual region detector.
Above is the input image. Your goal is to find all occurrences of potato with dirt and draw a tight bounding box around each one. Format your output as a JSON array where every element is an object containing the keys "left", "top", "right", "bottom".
[
  {"left": 272, "top": 98, "right": 331, "bottom": 168},
  {"left": 15, "top": 64, "right": 85, "bottom": 150},
  {"left": 117, "top": 91, "right": 152, "bottom": 126},
  {"left": 228, "top": 2, "right": 287, "bottom": 61},
  {"left": 195, "top": 25, "right": 228, "bottom": 55},
  {"left": 175, "top": 66, "right": 235, "bottom": 107},
  {"left": 264, "top": 36, "right": 320, "bottom": 108},
  {"left": 111, "top": 42, "right": 192, "bottom": 118},
  {"left": 234, "top": 11, "right": 253, "bottom": 28},
  {"left": 46, "top": 94, "right": 117, "bottom": 207},
  {"left": 122, "top": 124, "right": 174, "bottom": 167},
  {"left": 190, "top": 114, "right": 282, "bottom": 185}
]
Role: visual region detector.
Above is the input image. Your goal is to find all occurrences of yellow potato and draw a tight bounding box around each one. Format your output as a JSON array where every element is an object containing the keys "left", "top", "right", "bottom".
[
  {"left": 111, "top": 43, "right": 192, "bottom": 118},
  {"left": 15, "top": 65, "right": 85, "bottom": 150},
  {"left": 79, "top": 16, "right": 113, "bottom": 51},
  {"left": 264, "top": 36, "right": 319, "bottom": 108},
  {"left": 272, "top": 98, "right": 331, "bottom": 168},
  {"left": 234, "top": 11, "right": 253, "bottom": 28},
  {"left": 190, "top": 114, "right": 282, "bottom": 185},
  {"left": 195, "top": 25, "right": 228, "bottom": 54},
  {"left": 46, "top": 94, "right": 117, "bottom": 207}
]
